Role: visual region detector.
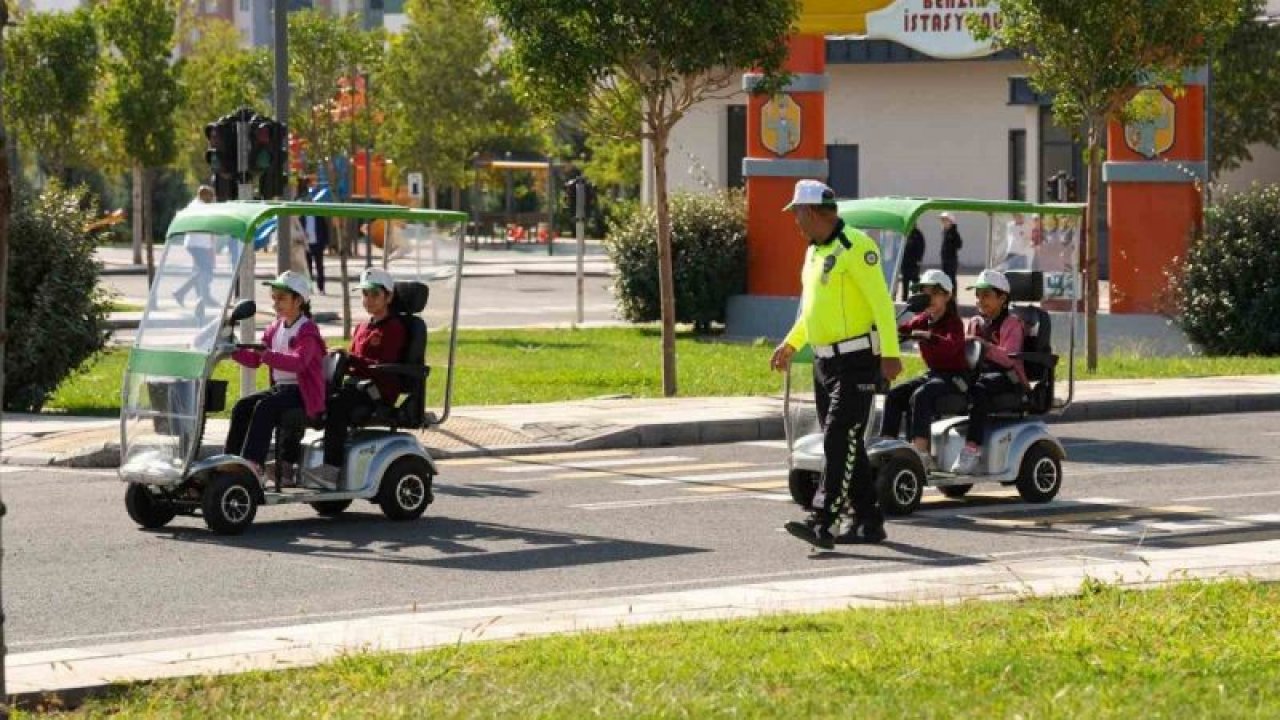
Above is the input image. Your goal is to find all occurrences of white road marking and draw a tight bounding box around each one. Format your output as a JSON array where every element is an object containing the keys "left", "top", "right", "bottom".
[
  {"left": 1173, "top": 490, "right": 1280, "bottom": 502},
  {"left": 557, "top": 462, "right": 751, "bottom": 480},
  {"left": 615, "top": 478, "right": 679, "bottom": 487},
  {"left": 573, "top": 493, "right": 759, "bottom": 510},
  {"left": 439, "top": 449, "right": 634, "bottom": 467},
  {"left": 736, "top": 440, "right": 789, "bottom": 449},
  {"left": 495, "top": 455, "right": 691, "bottom": 474}
]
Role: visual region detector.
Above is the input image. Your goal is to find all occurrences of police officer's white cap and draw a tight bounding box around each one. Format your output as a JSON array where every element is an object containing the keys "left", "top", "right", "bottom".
[
  {"left": 913, "top": 269, "right": 954, "bottom": 294},
  {"left": 783, "top": 180, "right": 837, "bottom": 211},
  {"left": 967, "top": 269, "right": 1011, "bottom": 294}
]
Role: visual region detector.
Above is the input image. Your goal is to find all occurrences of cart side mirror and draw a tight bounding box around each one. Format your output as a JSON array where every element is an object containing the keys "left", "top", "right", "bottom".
[{"left": 228, "top": 300, "right": 256, "bottom": 324}]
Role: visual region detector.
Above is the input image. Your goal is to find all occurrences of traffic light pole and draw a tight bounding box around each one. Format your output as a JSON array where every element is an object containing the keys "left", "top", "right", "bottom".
[
  {"left": 236, "top": 120, "right": 257, "bottom": 400},
  {"left": 273, "top": 0, "right": 290, "bottom": 275},
  {"left": 574, "top": 180, "right": 586, "bottom": 325}
]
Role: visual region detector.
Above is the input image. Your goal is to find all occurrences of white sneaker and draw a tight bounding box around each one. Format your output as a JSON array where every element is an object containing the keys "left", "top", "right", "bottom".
[{"left": 950, "top": 446, "right": 982, "bottom": 475}]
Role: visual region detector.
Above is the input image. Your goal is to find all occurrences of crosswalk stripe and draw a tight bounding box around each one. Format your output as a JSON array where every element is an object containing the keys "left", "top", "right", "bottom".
[
  {"left": 964, "top": 505, "right": 1209, "bottom": 529},
  {"left": 556, "top": 462, "right": 752, "bottom": 480},
  {"left": 686, "top": 479, "right": 787, "bottom": 493},
  {"left": 616, "top": 478, "right": 680, "bottom": 486},
  {"left": 495, "top": 455, "right": 692, "bottom": 474},
  {"left": 439, "top": 449, "right": 634, "bottom": 467}
]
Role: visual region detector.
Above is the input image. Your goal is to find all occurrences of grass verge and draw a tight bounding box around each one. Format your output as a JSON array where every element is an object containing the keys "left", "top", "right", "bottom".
[
  {"left": 45, "top": 326, "right": 1280, "bottom": 416},
  {"left": 42, "top": 580, "right": 1280, "bottom": 718}
]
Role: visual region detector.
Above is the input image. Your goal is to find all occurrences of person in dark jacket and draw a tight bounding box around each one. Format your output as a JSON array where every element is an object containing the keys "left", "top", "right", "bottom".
[
  {"left": 298, "top": 179, "right": 332, "bottom": 294},
  {"left": 900, "top": 227, "right": 926, "bottom": 301},
  {"left": 880, "top": 269, "right": 967, "bottom": 470},
  {"left": 940, "top": 212, "right": 963, "bottom": 293}
]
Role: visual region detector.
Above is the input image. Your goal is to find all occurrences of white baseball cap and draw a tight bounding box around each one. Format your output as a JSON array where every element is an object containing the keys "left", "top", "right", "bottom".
[
  {"left": 967, "top": 269, "right": 1011, "bottom": 294},
  {"left": 939, "top": 212, "right": 955, "bottom": 222},
  {"left": 357, "top": 267, "right": 395, "bottom": 294},
  {"left": 263, "top": 270, "right": 312, "bottom": 303},
  {"left": 913, "top": 268, "right": 954, "bottom": 294},
  {"left": 783, "top": 180, "right": 837, "bottom": 211}
]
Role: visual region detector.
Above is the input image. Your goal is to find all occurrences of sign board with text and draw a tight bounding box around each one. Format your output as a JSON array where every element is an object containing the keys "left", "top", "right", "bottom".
[
  {"left": 407, "top": 172, "right": 424, "bottom": 199},
  {"left": 865, "top": 0, "right": 1001, "bottom": 59}
]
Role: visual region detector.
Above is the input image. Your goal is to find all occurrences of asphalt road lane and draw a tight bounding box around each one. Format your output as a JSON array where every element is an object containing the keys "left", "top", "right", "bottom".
[{"left": 6, "top": 411, "right": 1280, "bottom": 652}]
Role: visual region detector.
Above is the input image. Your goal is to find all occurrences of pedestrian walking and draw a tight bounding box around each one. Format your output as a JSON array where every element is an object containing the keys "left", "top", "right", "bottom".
[
  {"left": 173, "top": 185, "right": 218, "bottom": 312},
  {"left": 770, "top": 180, "right": 903, "bottom": 550},
  {"left": 940, "top": 212, "right": 963, "bottom": 293},
  {"left": 900, "top": 227, "right": 925, "bottom": 301}
]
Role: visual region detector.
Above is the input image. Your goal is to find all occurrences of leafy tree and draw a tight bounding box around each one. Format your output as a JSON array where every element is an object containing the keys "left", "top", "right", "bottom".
[
  {"left": 490, "top": 0, "right": 798, "bottom": 396},
  {"left": 381, "top": 0, "right": 491, "bottom": 206},
  {"left": 3, "top": 8, "right": 99, "bottom": 185},
  {"left": 979, "top": 0, "right": 1240, "bottom": 371},
  {"left": 1211, "top": 0, "right": 1280, "bottom": 176},
  {"left": 176, "top": 18, "right": 272, "bottom": 185},
  {"left": 98, "top": 0, "right": 185, "bottom": 276}
]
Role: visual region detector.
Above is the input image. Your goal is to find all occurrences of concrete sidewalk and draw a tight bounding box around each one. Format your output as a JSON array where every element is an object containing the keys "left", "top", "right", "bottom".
[
  {"left": 10, "top": 537, "right": 1280, "bottom": 707},
  {"left": 5, "top": 375, "right": 1280, "bottom": 469}
]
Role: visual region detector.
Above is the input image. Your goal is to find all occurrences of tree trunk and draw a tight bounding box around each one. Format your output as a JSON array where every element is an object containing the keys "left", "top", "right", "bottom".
[
  {"left": 451, "top": 186, "right": 461, "bottom": 211},
  {"left": 428, "top": 181, "right": 437, "bottom": 210},
  {"left": 1084, "top": 124, "right": 1103, "bottom": 372},
  {"left": 131, "top": 162, "right": 144, "bottom": 265},
  {"left": 0, "top": 1, "right": 14, "bottom": 702},
  {"left": 341, "top": 218, "right": 353, "bottom": 340},
  {"left": 652, "top": 128, "right": 678, "bottom": 397},
  {"left": 143, "top": 167, "right": 155, "bottom": 286}
]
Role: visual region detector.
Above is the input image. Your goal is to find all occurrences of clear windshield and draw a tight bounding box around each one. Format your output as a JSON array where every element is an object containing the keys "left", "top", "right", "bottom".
[
  {"left": 120, "top": 231, "right": 245, "bottom": 483},
  {"left": 380, "top": 218, "right": 466, "bottom": 422},
  {"left": 989, "top": 212, "right": 1082, "bottom": 302}
]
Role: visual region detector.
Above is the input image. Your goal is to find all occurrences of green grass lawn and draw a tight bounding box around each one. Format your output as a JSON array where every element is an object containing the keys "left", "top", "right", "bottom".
[
  {"left": 45, "top": 580, "right": 1280, "bottom": 719},
  {"left": 44, "top": 326, "right": 1280, "bottom": 416}
]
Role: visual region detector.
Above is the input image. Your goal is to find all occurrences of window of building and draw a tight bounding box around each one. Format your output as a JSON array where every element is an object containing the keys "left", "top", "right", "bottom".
[
  {"left": 1008, "top": 130, "right": 1026, "bottom": 201},
  {"left": 726, "top": 105, "right": 746, "bottom": 189},
  {"left": 240, "top": 0, "right": 249, "bottom": 11}
]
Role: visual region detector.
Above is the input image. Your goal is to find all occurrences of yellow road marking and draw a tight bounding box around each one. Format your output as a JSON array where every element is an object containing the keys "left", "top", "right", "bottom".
[
  {"left": 922, "top": 488, "right": 1021, "bottom": 504},
  {"left": 969, "top": 505, "right": 1209, "bottom": 529},
  {"left": 438, "top": 449, "right": 634, "bottom": 467},
  {"left": 554, "top": 462, "right": 753, "bottom": 480}
]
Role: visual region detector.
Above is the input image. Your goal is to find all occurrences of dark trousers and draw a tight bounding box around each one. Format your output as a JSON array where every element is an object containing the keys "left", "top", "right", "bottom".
[
  {"left": 882, "top": 372, "right": 964, "bottom": 441},
  {"left": 966, "top": 372, "right": 1021, "bottom": 445},
  {"left": 225, "top": 384, "right": 304, "bottom": 464},
  {"left": 899, "top": 264, "right": 920, "bottom": 301},
  {"left": 941, "top": 260, "right": 958, "bottom": 297},
  {"left": 306, "top": 244, "right": 326, "bottom": 292},
  {"left": 811, "top": 352, "right": 881, "bottom": 529},
  {"left": 323, "top": 385, "right": 377, "bottom": 467}
]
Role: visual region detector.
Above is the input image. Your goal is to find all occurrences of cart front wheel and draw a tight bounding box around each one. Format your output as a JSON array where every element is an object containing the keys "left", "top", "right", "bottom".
[
  {"left": 377, "top": 458, "right": 433, "bottom": 521},
  {"left": 876, "top": 457, "right": 924, "bottom": 516},
  {"left": 202, "top": 473, "right": 258, "bottom": 535},
  {"left": 125, "top": 484, "right": 177, "bottom": 529}
]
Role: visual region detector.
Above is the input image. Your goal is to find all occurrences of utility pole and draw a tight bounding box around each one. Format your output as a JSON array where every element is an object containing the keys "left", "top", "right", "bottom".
[
  {"left": 236, "top": 115, "right": 257, "bottom": 400},
  {"left": 0, "top": 3, "right": 13, "bottom": 713},
  {"left": 273, "top": 0, "right": 290, "bottom": 274},
  {"left": 363, "top": 70, "right": 373, "bottom": 269}
]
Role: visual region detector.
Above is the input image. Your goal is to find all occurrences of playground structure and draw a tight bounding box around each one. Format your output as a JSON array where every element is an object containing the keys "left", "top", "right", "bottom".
[{"left": 468, "top": 153, "right": 557, "bottom": 250}]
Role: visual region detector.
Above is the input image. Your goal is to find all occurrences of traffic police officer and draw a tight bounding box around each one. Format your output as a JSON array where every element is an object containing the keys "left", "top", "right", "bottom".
[{"left": 770, "top": 180, "right": 903, "bottom": 549}]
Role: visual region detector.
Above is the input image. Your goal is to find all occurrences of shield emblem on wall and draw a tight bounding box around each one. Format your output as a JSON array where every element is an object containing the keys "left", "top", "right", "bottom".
[
  {"left": 1124, "top": 89, "right": 1176, "bottom": 159},
  {"left": 761, "top": 94, "right": 802, "bottom": 157}
]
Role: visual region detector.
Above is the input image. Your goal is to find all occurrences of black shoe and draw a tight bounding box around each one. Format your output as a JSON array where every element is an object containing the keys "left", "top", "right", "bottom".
[
  {"left": 860, "top": 522, "right": 888, "bottom": 544},
  {"left": 784, "top": 520, "right": 835, "bottom": 550}
]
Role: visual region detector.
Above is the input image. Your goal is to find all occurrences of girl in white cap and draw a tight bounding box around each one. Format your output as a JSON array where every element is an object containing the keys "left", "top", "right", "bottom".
[
  {"left": 224, "top": 270, "right": 328, "bottom": 486},
  {"left": 952, "top": 269, "right": 1029, "bottom": 475}
]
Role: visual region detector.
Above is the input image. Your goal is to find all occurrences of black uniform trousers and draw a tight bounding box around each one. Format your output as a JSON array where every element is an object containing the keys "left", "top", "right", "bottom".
[
  {"left": 812, "top": 350, "right": 882, "bottom": 529},
  {"left": 899, "top": 262, "right": 920, "bottom": 301},
  {"left": 225, "top": 384, "right": 304, "bottom": 465}
]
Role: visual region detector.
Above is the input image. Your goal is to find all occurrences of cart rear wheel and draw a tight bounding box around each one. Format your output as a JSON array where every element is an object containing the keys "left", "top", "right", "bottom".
[
  {"left": 125, "top": 484, "right": 177, "bottom": 529},
  {"left": 377, "top": 457, "right": 433, "bottom": 521},
  {"left": 938, "top": 484, "right": 973, "bottom": 499},
  {"left": 788, "top": 469, "right": 820, "bottom": 508},
  {"left": 202, "top": 473, "right": 258, "bottom": 535},
  {"left": 1015, "top": 443, "right": 1062, "bottom": 503},
  {"left": 310, "top": 500, "right": 353, "bottom": 517},
  {"left": 876, "top": 456, "right": 924, "bottom": 516}
]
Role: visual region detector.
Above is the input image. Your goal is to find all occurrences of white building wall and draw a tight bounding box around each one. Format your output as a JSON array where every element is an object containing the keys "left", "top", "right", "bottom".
[{"left": 1219, "top": 143, "right": 1280, "bottom": 190}]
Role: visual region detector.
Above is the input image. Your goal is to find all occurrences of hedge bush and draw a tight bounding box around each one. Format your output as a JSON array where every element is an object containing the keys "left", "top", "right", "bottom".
[
  {"left": 1171, "top": 184, "right": 1280, "bottom": 355},
  {"left": 605, "top": 190, "right": 746, "bottom": 333},
  {"left": 6, "top": 183, "right": 111, "bottom": 412}
]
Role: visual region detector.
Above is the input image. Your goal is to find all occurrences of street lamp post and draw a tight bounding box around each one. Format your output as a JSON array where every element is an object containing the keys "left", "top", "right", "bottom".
[{"left": 362, "top": 70, "right": 373, "bottom": 269}]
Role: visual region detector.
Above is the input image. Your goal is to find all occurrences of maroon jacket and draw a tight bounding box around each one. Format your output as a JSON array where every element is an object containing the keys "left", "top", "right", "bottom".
[
  {"left": 346, "top": 314, "right": 407, "bottom": 401},
  {"left": 901, "top": 311, "right": 967, "bottom": 372}
]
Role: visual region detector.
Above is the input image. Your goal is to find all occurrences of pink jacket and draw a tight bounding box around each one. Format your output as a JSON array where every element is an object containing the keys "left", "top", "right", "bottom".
[
  {"left": 965, "top": 312, "right": 1029, "bottom": 387},
  {"left": 232, "top": 317, "right": 328, "bottom": 417}
]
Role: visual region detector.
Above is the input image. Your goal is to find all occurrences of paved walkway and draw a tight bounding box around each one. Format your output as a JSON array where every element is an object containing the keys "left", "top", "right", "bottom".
[
  {"left": 10, "top": 537, "right": 1280, "bottom": 705},
  {"left": 5, "top": 376, "right": 1280, "bottom": 468}
]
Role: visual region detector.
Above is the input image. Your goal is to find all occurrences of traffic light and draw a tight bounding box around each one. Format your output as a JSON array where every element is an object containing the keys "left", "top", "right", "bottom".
[
  {"left": 257, "top": 119, "right": 288, "bottom": 200},
  {"left": 203, "top": 109, "right": 288, "bottom": 199},
  {"left": 204, "top": 119, "right": 237, "bottom": 180}
]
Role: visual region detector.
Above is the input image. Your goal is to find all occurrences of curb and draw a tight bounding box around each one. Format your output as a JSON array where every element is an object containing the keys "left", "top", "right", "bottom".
[{"left": 10, "top": 391, "right": 1280, "bottom": 470}]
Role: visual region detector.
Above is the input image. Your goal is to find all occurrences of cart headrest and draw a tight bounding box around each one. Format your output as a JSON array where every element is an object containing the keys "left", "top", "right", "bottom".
[
  {"left": 1006, "top": 270, "right": 1043, "bottom": 303},
  {"left": 391, "top": 281, "right": 429, "bottom": 315}
]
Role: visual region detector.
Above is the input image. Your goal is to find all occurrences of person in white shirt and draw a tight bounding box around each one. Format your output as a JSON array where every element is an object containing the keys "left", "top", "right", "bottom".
[{"left": 173, "top": 185, "right": 217, "bottom": 309}]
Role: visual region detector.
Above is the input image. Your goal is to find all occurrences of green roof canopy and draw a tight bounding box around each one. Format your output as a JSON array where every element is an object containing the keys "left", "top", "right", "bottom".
[
  {"left": 836, "top": 197, "right": 1085, "bottom": 236},
  {"left": 166, "top": 201, "right": 468, "bottom": 243}
]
